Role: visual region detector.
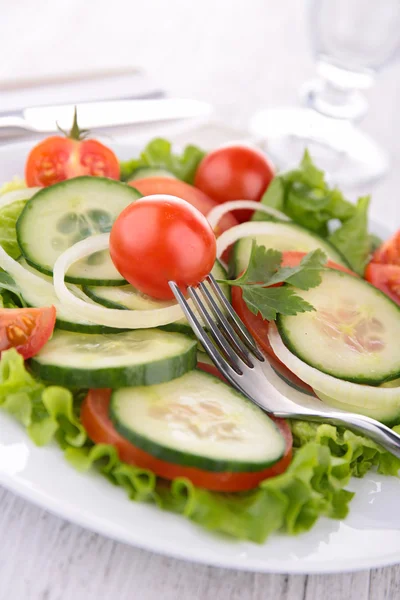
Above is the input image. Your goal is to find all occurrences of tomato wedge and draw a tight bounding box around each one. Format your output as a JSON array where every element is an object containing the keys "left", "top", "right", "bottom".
[
  {"left": 128, "top": 177, "right": 238, "bottom": 236},
  {"left": 0, "top": 306, "right": 56, "bottom": 359},
  {"left": 231, "top": 251, "right": 356, "bottom": 393},
  {"left": 81, "top": 388, "right": 292, "bottom": 492},
  {"left": 371, "top": 230, "right": 400, "bottom": 266},
  {"left": 365, "top": 263, "right": 400, "bottom": 306}
]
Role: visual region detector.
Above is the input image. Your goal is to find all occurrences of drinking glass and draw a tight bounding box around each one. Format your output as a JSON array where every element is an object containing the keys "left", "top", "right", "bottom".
[{"left": 250, "top": 0, "right": 400, "bottom": 187}]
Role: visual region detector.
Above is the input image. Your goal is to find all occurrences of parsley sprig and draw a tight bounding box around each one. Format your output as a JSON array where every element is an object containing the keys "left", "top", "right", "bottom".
[{"left": 218, "top": 243, "right": 327, "bottom": 321}]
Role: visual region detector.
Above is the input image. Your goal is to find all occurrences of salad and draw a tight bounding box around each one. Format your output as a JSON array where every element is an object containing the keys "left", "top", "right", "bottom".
[{"left": 0, "top": 113, "right": 399, "bottom": 545}]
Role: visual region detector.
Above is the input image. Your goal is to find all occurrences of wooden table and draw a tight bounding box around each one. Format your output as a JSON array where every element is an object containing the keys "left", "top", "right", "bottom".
[{"left": 0, "top": 1, "right": 399, "bottom": 598}]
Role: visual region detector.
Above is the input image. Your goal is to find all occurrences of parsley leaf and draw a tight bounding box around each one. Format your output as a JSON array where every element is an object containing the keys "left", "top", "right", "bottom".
[{"left": 219, "top": 242, "right": 327, "bottom": 320}]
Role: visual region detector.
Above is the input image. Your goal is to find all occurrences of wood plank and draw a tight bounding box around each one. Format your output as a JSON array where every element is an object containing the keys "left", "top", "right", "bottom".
[{"left": 370, "top": 566, "right": 400, "bottom": 600}]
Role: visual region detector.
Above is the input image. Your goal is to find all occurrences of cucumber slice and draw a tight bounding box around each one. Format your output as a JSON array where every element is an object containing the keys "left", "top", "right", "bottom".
[
  {"left": 277, "top": 270, "right": 400, "bottom": 384},
  {"left": 231, "top": 221, "right": 348, "bottom": 277},
  {"left": 17, "top": 177, "right": 141, "bottom": 285},
  {"left": 30, "top": 329, "right": 197, "bottom": 388},
  {"left": 83, "top": 261, "right": 231, "bottom": 335},
  {"left": 315, "top": 389, "right": 400, "bottom": 427},
  {"left": 110, "top": 370, "right": 285, "bottom": 472},
  {"left": 16, "top": 258, "right": 122, "bottom": 334},
  {"left": 128, "top": 167, "right": 176, "bottom": 181}
]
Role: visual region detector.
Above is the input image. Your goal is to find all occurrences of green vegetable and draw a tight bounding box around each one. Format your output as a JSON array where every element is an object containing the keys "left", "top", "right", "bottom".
[
  {"left": 255, "top": 151, "right": 374, "bottom": 272},
  {"left": 0, "top": 349, "right": 399, "bottom": 544},
  {"left": 0, "top": 177, "right": 26, "bottom": 195},
  {"left": 120, "top": 138, "right": 205, "bottom": 184},
  {"left": 0, "top": 271, "right": 25, "bottom": 306},
  {"left": 220, "top": 243, "right": 327, "bottom": 321},
  {"left": 328, "top": 196, "right": 371, "bottom": 275},
  {"left": 0, "top": 200, "right": 26, "bottom": 259}
]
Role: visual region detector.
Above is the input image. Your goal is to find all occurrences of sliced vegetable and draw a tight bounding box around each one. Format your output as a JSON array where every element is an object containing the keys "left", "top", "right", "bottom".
[
  {"left": 52, "top": 233, "right": 199, "bottom": 329},
  {"left": 16, "top": 258, "right": 122, "bottom": 333},
  {"left": 218, "top": 221, "right": 348, "bottom": 277},
  {"left": 194, "top": 145, "right": 274, "bottom": 222},
  {"left": 371, "top": 230, "right": 400, "bottom": 266},
  {"left": 314, "top": 389, "right": 400, "bottom": 427},
  {"left": 82, "top": 385, "right": 292, "bottom": 492},
  {"left": 277, "top": 269, "right": 400, "bottom": 384},
  {"left": 25, "top": 109, "right": 120, "bottom": 187},
  {"left": 129, "top": 177, "right": 237, "bottom": 236},
  {"left": 30, "top": 328, "right": 197, "bottom": 388},
  {"left": 206, "top": 199, "right": 290, "bottom": 232},
  {"left": 17, "top": 176, "right": 141, "bottom": 284},
  {"left": 365, "top": 263, "right": 400, "bottom": 306},
  {"left": 109, "top": 369, "right": 285, "bottom": 475},
  {"left": 269, "top": 322, "right": 400, "bottom": 411},
  {"left": 110, "top": 195, "right": 216, "bottom": 300},
  {"left": 0, "top": 306, "right": 56, "bottom": 359},
  {"left": 83, "top": 260, "right": 230, "bottom": 335}
]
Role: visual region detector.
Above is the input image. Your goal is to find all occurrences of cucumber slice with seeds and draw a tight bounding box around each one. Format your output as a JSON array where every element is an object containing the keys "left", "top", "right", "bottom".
[
  {"left": 83, "top": 261, "right": 231, "bottom": 335},
  {"left": 30, "top": 329, "right": 197, "bottom": 388},
  {"left": 231, "top": 221, "right": 348, "bottom": 277},
  {"left": 110, "top": 370, "right": 285, "bottom": 472},
  {"left": 17, "top": 177, "right": 141, "bottom": 285},
  {"left": 277, "top": 270, "right": 400, "bottom": 385}
]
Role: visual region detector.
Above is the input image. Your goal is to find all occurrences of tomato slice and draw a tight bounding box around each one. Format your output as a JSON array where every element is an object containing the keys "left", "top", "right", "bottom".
[
  {"left": 231, "top": 251, "right": 356, "bottom": 393},
  {"left": 365, "top": 263, "right": 400, "bottom": 306},
  {"left": 25, "top": 137, "right": 120, "bottom": 187},
  {"left": 0, "top": 306, "right": 56, "bottom": 359},
  {"left": 371, "top": 230, "right": 400, "bottom": 266},
  {"left": 128, "top": 177, "right": 238, "bottom": 236},
  {"left": 81, "top": 388, "right": 292, "bottom": 492}
]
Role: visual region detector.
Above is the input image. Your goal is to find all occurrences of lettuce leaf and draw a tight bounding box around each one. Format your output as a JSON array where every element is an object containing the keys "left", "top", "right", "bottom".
[
  {"left": 0, "top": 348, "right": 398, "bottom": 544},
  {"left": 0, "top": 199, "right": 27, "bottom": 259},
  {"left": 328, "top": 196, "right": 371, "bottom": 275},
  {"left": 0, "top": 177, "right": 26, "bottom": 195},
  {"left": 120, "top": 138, "right": 205, "bottom": 184}
]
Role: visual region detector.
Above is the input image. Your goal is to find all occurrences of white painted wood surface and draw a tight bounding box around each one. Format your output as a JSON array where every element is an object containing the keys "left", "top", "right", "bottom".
[{"left": 0, "top": 1, "right": 399, "bottom": 598}]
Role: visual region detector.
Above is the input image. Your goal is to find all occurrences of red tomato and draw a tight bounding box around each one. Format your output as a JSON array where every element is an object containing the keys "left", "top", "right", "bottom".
[
  {"left": 197, "top": 360, "right": 227, "bottom": 382},
  {"left": 231, "top": 252, "right": 356, "bottom": 393},
  {"left": 0, "top": 306, "right": 56, "bottom": 359},
  {"left": 81, "top": 388, "right": 292, "bottom": 492},
  {"left": 365, "top": 263, "right": 400, "bottom": 306},
  {"left": 371, "top": 230, "right": 400, "bottom": 266},
  {"left": 110, "top": 195, "right": 217, "bottom": 300},
  {"left": 129, "top": 177, "right": 237, "bottom": 236},
  {"left": 25, "top": 111, "right": 120, "bottom": 187},
  {"left": 194, "top": 145, "right": 274, "bottom": 222}
]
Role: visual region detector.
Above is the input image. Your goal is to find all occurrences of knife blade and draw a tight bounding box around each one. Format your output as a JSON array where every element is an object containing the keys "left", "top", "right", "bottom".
[{"left": 0, "top": 98, "right": 213, "bottom": 138}]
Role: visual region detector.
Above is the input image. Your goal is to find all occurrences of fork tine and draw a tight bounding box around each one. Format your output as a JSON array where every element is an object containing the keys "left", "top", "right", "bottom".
[
  {"left": 168, "top": 282, "right": 242, "bottom": 380},
  {"left": 198, "top": 281, "right": 255, "bottom": 366},
  {"left": 187, "top": 286, "right": 250, "bottom": 372},
  {"left": 206, "top": 273, "right": 265, "bottom": 361}
]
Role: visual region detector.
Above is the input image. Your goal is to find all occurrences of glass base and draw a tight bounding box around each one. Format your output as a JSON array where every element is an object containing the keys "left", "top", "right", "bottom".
[{"left": 249, "top": 108, "right": 389, "bottom": 188}]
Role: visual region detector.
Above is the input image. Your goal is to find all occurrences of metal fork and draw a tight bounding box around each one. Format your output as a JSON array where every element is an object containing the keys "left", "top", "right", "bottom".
[{"left": 169, "top": 274, "right": 400, "bottom": 459}]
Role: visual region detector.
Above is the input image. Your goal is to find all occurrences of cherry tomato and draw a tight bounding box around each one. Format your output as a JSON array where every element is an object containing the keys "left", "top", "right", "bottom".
[
  {"left": 25, "top": 110, "right": 120, "bottom": 187},
  {"left": 110, "top": 195, "right": 217, "bottom": 300},
  {"left": 129, "top": 177, "right": 237, "bottom": 236},
  {"left": 194, "top": 145, "right": 274, "bottom": 222},
  {"left": 365, "top": 263, "right": 400, "bottom": 306},
  {"left": 231, "top": 252, "right": 356, "bottom": 393},
  {"left": 81, "top": 388, "right": 292, "bottom": 492},
  {"left": 0, "top": 306, "right": 56, "bottom": 359},
  {"left": 371, "top": 230, "right": 400, "bottom": 266}
]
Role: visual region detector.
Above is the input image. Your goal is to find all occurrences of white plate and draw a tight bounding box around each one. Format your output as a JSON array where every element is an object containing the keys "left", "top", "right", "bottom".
[{"left": 0, "top": 141, "right": 399, "bottom": 575}]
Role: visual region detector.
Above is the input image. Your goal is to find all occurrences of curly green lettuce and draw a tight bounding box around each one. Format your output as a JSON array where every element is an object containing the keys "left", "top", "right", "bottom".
[
  {"left": 120, "top": 138, "right": 205, "bottom": 184},
  {"left": 0, "top": 348, "right": 398, "bottom": 543}
]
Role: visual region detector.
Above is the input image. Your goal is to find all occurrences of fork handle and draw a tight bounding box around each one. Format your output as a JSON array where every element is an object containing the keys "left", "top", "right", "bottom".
[{"left": 276, "top": 409, "right": 400, "bottom": 459}]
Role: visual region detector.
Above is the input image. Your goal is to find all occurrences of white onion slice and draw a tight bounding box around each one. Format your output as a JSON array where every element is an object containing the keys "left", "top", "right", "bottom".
[
  {"left": 268, "top": 322, "right": 400, "bottom": 409},
  {"left": 53, "top": 233, "right": 193, "bottom": 329},
  {"left": 0, "top": 187, "right": 41, "bottom": 209},
  {"left": 206, "top": 200, "right": 289, "bottom": 231},
  {"left": 216, "top": 221, "right": 300, "bottom": 260}
]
